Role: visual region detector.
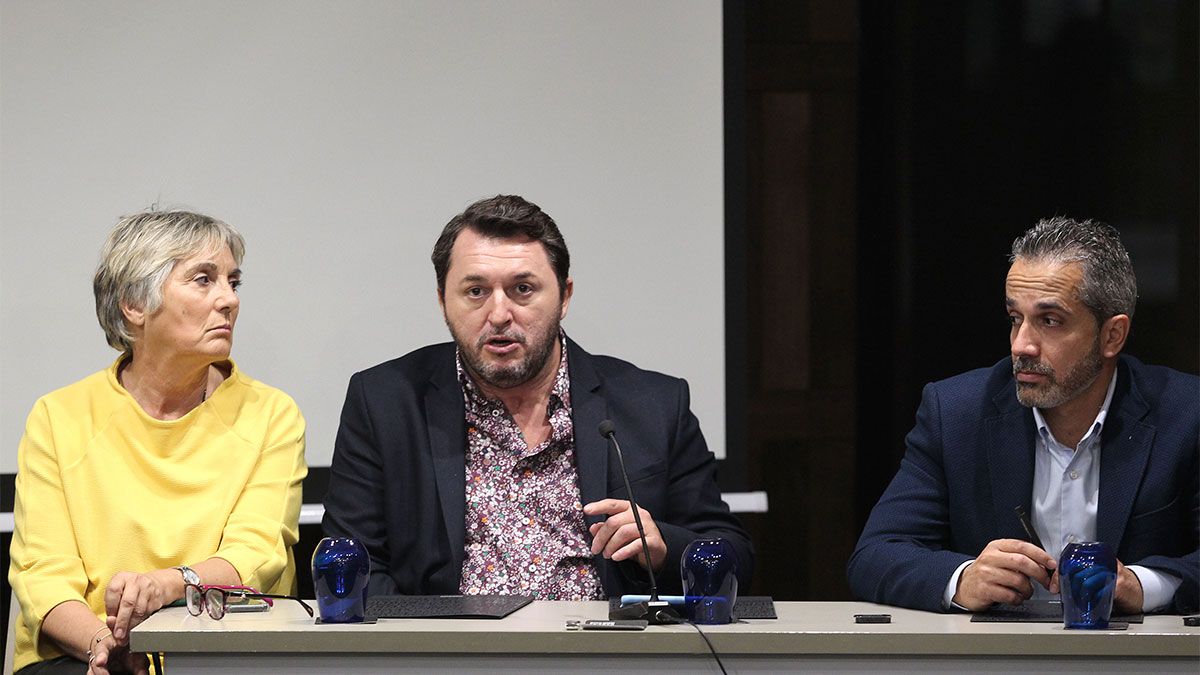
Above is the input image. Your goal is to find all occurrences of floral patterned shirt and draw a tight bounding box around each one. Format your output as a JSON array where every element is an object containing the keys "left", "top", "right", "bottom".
[{"left": 457, "top": 340, "right": 605, "bottom": 600}]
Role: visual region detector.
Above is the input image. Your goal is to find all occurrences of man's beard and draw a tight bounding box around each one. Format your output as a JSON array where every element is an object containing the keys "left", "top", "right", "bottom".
[
  {"left": 1013, "top": 336, "right": 1103, "bottom": 409},
  {"left": 451, "top": 317, "right": 561, "bottom": 390}
]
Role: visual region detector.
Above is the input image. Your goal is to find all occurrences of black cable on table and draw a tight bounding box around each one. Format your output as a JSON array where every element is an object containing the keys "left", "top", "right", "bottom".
[{"left": 653, "top": 610, "right": 728, "bottom": 675}]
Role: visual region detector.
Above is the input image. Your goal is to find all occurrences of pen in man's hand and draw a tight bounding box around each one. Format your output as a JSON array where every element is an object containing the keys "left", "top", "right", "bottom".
[{"left": 1014, "top": 505, "right": 1044, "bottom": 550}]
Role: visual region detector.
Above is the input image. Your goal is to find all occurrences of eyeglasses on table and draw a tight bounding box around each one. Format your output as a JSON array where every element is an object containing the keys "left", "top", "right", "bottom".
[{"left": 185, "top": 583, "right": 314, "bottom": 619}]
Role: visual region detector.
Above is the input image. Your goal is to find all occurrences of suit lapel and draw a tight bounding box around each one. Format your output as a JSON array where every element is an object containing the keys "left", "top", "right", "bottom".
[
  {"left": 1096, "top": 360, "right": 1153, "bottom": 550},
  {"left": 565, "top": 338, "right": 618, "bottom": 592},
  {"left": 427, "top": 356, "right": 467, "bottom": 568},
  {"left": 567, "top": 339, "right": 611, "bottom": 512},
  {"left": 986, "top": 385, "right": 1039, "bottom": 540}
]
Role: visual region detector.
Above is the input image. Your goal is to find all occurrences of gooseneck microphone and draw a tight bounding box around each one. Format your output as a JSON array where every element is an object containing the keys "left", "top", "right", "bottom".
[{"left": 598, "top": 420, "right": 680, "bottom": 625}]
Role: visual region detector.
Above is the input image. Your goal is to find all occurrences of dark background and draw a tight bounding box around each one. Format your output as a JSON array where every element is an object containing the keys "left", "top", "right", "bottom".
[
  {"left": 3, "top": 0, "right": 1197, "bottom": 652},
  {"left": 734, "top": 0, "right": 1197, "bottom": 601}
]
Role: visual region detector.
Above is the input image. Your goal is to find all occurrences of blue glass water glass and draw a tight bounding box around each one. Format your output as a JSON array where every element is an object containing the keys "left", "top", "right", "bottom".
[
  {"left": 1059, "top": 541, "right": 1116, "bottom": 629},
  {"left": 312, "top": 537, "right": 370, "bottom": 623},
  {"left": 681, "top": 538, "right": 738, "bottom": 624}
]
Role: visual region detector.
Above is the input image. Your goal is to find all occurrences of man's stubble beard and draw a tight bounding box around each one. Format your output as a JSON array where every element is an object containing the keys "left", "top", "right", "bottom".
[
  {"left": 1013, "top": 334, "right": 1103, "bottom": 409},
  {"left": 449, "top": 314, "right": 562, "bottom": 390}
]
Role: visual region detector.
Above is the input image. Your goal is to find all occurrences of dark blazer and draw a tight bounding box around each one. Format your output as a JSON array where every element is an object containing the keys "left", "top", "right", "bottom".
[
  {"left": 847, "top": 355, "right": 1199, "bottom": 613},
  {"left": 322, "top": 338, "right": 753, "bottom": 597}
]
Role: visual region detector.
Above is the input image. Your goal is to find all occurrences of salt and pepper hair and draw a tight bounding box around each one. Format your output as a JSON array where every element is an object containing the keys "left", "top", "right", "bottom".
[
  {"left": 93, "top": 210, "right": 245, "bottom": 352},
  {"left": 1009, "top": 216, "right": 1138, "bottom": 322}
]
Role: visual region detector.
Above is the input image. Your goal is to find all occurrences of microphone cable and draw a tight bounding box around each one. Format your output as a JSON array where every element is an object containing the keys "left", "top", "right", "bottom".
[
  {"left": 653, "top": 610, "right": 727, "bottom": 675},
  {"left": 687, "top": 620, "right": 728, "bottom": 675}
]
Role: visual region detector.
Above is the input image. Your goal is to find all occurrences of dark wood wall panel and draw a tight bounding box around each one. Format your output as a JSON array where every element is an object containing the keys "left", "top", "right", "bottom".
[
  {"left": 741, "top": 0, "right": 858, "bottom": 599},
  {"left": 759, "top": 92, "right": 812, "bottom": 392}
]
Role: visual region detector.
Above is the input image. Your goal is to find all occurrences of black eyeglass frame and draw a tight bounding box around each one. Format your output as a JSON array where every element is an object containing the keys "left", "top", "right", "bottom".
[{"left": 185, "top": 583, "right": 315, "bottom": 619}]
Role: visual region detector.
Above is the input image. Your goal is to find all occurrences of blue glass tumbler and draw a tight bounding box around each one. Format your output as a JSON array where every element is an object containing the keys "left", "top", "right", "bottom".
[
  {"left": 312, "top": 537, "right": 370, "bottom": 623},
  {"left": 1059, "top": 541, "right": 1117, "bottom": 629},
  {"left": 681, "top": 538, "right": 738, "bottom": 624}
]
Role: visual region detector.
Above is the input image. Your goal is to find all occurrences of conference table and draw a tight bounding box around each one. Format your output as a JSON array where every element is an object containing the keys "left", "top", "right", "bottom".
[{"left": 131, "top": 600, "right": 1199, "bottom": 674}]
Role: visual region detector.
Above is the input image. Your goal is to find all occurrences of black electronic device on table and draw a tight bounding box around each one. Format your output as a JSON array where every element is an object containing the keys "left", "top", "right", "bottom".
[
  {"left": 566, "top": 619, "right": 648, "bottom": 631},
  {"left": 970, "top": 598, "right": 1143, "bottom": 623},
  {"left": 366, "top": 594, "right": 532, "bottom": 619},
  {"left": 854, "top": 613, "right": 891, "bottom": 624},
  {"left": 607, "top": 596, "right": 777, "bottom": 620}
]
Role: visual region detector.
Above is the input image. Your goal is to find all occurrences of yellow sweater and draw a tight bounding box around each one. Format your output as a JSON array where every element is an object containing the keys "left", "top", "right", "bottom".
[{"left": 8, "top": 357, "right": 307, "bottom": 671}]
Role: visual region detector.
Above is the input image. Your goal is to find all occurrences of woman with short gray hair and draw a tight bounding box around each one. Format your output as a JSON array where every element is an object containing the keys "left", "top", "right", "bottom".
[{"left": 9, "top": 210, "right": 307, "bottom": 674}]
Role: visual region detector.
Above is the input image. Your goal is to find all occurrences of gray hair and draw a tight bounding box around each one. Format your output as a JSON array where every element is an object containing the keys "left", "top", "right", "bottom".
[
  {"left": 93, "top": 210, "right": 245, "bottom": 352},
  {"left": 1009, "top": 216, "right": 1137, "bottom": 321}
]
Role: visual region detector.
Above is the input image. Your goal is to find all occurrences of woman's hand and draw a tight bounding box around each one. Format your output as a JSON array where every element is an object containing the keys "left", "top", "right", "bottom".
[
  {"left": 104, "top": 570, "right": 175, "bottom": 644},
  {"left": 87, "top": 632, "right": 149, "bottom": 675}
]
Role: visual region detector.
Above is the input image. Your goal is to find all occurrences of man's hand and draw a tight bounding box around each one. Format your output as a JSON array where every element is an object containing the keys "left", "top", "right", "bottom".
[
  {"left": 583, "top": 499, "right": 667, "bottom": 572},
  {"left": 104, "top": 570, "right": 173, "bottom": 645},
  {"left": 952, "top": 539, "right": 1057, "bottom": 610},
  {"left": 1113, "top": 560, "right": 1144, "bottom": 614}
]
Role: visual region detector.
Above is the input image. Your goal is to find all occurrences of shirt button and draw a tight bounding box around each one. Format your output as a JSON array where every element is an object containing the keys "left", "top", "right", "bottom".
[{"left": 1069, "top": 470, "right": 1079, "bottom": 480}]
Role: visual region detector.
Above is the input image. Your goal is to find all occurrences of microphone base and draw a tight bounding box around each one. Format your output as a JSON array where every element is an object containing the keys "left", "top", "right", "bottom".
[{"left": 609, "top": 599, "right": 682, "bottom": 625}]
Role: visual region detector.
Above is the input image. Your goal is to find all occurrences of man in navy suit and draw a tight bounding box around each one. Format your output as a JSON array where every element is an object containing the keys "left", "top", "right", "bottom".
[
  {"left": 323, "top": 195, "right": 751, "bottom": 599},
  {"left": 848, "top": 217, "right": 1198, "bottom": 614}
]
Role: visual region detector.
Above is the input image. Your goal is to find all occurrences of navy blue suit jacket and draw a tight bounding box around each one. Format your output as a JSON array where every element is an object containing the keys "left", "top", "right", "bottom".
[
  {"left": 847, "top": 355, "right": 1199, "bottom": 613},
  {"left": 322, "top": 338, "right": 752, "bottom": 597}
]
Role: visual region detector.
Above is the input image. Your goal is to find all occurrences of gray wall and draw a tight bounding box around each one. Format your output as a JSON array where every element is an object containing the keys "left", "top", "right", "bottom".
[{"left": 0, "top": 0, "right": 726, "bottom": 472}]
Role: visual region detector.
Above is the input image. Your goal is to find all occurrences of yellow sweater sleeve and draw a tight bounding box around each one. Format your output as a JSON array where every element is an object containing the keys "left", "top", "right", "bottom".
[
  {"left": 9, "top": 398, "right": 90, "bottom": 657},
  {"left": 213, "top": 393, "right": 307, "bottom": 593}
]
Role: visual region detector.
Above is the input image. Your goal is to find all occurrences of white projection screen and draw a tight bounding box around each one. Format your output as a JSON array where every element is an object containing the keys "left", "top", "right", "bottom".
[{"left": 0, "top": 0, "right": 726, "bottom": 474}]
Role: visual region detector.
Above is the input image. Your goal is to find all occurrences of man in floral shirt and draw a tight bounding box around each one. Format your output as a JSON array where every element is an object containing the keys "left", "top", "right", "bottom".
[{"left": 323, "top": 195, "right": 753, "bottom": 599}]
